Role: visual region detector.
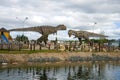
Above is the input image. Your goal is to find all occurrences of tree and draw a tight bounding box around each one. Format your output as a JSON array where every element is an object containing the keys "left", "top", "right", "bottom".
[
  {"left": 15, "top": 34, "right": 29, "bottom": 43},
  {"left": 90, "top": 39, "right": 108, "bottom": 43}
]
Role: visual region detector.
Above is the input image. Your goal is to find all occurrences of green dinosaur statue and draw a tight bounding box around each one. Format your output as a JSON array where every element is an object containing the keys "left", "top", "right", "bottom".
[{"left": 9, "top": 24, "right": 66, "bottom": 44}]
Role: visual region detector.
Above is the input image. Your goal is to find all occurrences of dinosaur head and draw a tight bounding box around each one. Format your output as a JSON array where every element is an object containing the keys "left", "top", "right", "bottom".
[
  {"left": 68, "top": 30, "right": 74, "bottom": 37},
  {"left": 57, "top": 24, "right": 66, "bottom": 30}
]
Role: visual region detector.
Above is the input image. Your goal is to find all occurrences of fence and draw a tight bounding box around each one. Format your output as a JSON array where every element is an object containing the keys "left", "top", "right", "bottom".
[{"left": 0, "top": 41, "right": 119, "bottom": 52}]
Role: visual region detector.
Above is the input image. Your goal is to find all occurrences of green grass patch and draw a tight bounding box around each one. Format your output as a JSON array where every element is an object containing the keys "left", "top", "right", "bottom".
[{"left": 0, "top": 49, "right": 62, "bottom": 54}]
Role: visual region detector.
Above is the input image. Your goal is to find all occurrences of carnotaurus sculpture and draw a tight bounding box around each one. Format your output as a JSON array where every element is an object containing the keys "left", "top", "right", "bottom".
[
  {"left": 9, "top": 24, "right": 66, "bottom": 44},
  {"left": 68, "top": 30, "right": 107, "bottom": 46}
]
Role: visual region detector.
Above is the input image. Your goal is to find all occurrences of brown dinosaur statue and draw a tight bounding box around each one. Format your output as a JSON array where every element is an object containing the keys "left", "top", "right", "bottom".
[
  {"left": 9, "top": 24, "right": 66, "bottom": 44},
  {"left": 68, "top": 30, "right": 108, "bottom": 46}
]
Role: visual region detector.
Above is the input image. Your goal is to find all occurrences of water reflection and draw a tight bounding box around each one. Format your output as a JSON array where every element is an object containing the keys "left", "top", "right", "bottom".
[{"left": 0, "top": 62, "right": 120, "bottom": 80}]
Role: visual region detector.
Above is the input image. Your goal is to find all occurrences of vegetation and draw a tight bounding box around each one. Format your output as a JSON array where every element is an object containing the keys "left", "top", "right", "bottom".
[
  {"left": 15, "top": 34, "right": 29, "bottom": 43},
  {"left": 0, "top": 49, "right": 62, "bottom": 54},
  {"left": 90, "top": 39, "right": 108, "bottom": 43}
]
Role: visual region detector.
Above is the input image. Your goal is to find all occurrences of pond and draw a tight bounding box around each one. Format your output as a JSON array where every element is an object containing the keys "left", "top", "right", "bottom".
[{"left": 0, "top": 61, "right": 120, "bottom": 80}]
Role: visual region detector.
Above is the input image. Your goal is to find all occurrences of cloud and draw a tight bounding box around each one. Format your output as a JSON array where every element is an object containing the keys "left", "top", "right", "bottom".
[{"left": 0, "top": 0, "right": 120, "bottom": 40}]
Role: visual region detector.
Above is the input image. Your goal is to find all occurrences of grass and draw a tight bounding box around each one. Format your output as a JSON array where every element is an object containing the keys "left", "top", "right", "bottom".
[{"left": 0, "top": 49, "right": 62, "bottom": 54}]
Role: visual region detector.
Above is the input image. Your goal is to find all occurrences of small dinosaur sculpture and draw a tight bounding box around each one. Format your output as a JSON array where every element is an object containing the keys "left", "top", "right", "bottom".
[
  {"left": 68, "top": 30, "right": 107, "bottom": 46},
  {"left": 9, "top": 24, "right": 66, "bottom": 44}
]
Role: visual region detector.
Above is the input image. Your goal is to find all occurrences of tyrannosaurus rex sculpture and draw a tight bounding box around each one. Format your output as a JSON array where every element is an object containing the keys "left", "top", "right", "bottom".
[
  {"left": 68, "top": 30, "right": 107, "bottom": 46},
  {"left": 9, "top": 24, "right": 66, "bottom": 44}
]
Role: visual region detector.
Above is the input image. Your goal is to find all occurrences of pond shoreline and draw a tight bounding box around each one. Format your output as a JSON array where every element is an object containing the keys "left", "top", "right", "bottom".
[{"left": 0, "top": 52, "right": 120, "bottom": 64}]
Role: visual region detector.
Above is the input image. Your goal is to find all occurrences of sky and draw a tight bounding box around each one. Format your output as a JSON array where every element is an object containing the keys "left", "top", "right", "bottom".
[{"left": 0, "top": 0, "right": 120, "bottom": 40}]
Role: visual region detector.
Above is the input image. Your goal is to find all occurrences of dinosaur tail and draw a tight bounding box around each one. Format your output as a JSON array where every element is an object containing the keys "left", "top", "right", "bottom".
[
  {"left": 9, "top": 27, "right": 39, "bottom": 32},
  {"left": 89, "top": 32, "right": 108, "bottom": 37}
]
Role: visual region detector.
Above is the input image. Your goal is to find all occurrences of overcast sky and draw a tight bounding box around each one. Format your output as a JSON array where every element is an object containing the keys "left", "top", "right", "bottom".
[{"left": 0, "top": 0, "right": 120, "bottom": 40}]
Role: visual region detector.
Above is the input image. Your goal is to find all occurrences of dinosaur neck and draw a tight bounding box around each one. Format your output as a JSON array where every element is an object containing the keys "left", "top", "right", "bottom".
[
  {"left": 56, "top": 26, "right": 62, "bottom": 30},
  {"left": 71, "top": 30, "right": 76, "bottom": 35}
]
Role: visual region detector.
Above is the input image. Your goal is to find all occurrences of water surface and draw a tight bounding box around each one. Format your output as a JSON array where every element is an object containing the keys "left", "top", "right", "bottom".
[{"left": 0, "top": 61, "right": 120, "bottom": 80}]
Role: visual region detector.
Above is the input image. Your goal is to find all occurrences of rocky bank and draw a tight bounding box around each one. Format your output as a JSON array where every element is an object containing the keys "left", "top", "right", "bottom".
[{"left": 0, "top": 52, "right": 120, "bottom": 64}]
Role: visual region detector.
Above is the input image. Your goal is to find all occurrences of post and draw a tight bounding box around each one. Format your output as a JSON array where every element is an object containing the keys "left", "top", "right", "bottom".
[
  {"left": 30, "top": 43, "right": 32, "bottom": 50},
  {"left": 1, "top": 39, "right": 3, "bottom": 50},
  {"left": 33, "top": 41, "right": 35, "bottom": 51},
  {"left": 69, "top": 41, "right": 72, "bottom": 51},
  {"left": 98, "top": 42, "right": 101, "bottom": 52},
  {"left": 48, "top": 44, "right": 50, "bottom": 50},
  {"left": 18, "top": 42, "right": 21, "bottom": 51},
  {"left": 39, "top": 43, "right": 42, "bottom": 50},
  {"left": 8, "top": 43, "right": 10, "bottom": 51}
]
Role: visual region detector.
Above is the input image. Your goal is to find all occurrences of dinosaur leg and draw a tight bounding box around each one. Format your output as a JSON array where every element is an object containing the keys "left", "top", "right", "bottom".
[
  {"left": 37, "top": 35, "right": 48, "bottom": 45},
  {"left": 44, "top": 35, "right": 48, "bottom": 45},
  {"left": 85, "top": 37, "right": 92, "bottom": 46},
  {"left": 78, "top": 38, "right": 82, "bottom": 46},
  {"left": 37, "top": 37, "right": 43, "bottom": 43},
  {"left": 88, "top": 40, "right": 93, "bottom": 46}
]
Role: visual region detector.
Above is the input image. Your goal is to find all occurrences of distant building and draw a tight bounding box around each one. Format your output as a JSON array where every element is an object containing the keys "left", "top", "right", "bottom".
[{"left": 0, "top": 28, "right": 12, "bottom": 43}]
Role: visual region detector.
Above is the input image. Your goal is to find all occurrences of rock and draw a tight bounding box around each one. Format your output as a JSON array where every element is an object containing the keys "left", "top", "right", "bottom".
[
  {"left": 103, "top": 48, "right": 107, "bottom": 52},
  {"left": 59, "top": 45, "right": 65, "bottom": 51},
  {"left": 2, "top": 63, "right": 8, "bottom": 65}
]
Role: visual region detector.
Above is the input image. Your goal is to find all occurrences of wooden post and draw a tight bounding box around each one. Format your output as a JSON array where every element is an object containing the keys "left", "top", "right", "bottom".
[
  {"left": 54, "top": 41, "right": 56, "bottom": 50},
  {"left": 98, "top": 42, "right": 100, "bottom": 52},
  {"left": 69, "top": 41, "right": 72, "bottom": 51},
  {"left": 8, "top": 43, "right": 10, "bottom": 51},
  {"left": 18, "top": 42, "right": 21, "bottom": 51},
  {"left": 46, "top": 41, "right": 50, "bottom": 50},
  {"left": 30, "top": 43, "right": 32, "bottom": 50},
  {"left": 1, "top": 44, "right": 3, "bottom": 50},
  {"left": 1, "top": 40, "right": 4, "bottom": 50},
  {"left": 1, "top": 39, "right": 3, "bottom": 50},
  {"left": 33, "top": 42, "right": 35, "bottom": 51},
  {"left": 39, "top": 44, "right": 41, "bottom": 50},
  {"left": 48, "top": 44, "right": 50, "bottom": 50}
]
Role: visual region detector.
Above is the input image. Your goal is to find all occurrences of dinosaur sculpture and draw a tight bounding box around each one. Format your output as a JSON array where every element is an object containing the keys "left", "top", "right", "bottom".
[
  {"left": 68, "top": 30, "right": 107, "bottom": 46},
  {"left": 9, "top": 24, "right": 66, "bottom": 44}
]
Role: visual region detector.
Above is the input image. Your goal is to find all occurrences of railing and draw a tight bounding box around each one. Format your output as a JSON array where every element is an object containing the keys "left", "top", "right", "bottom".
[{"left": 0, "top": 41, "right": 119, "bottom": 52}]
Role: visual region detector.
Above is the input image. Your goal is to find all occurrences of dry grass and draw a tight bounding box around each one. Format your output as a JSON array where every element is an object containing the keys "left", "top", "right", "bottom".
[{"left": 0, "top": 51, "right": 120, "bottom": 63}]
